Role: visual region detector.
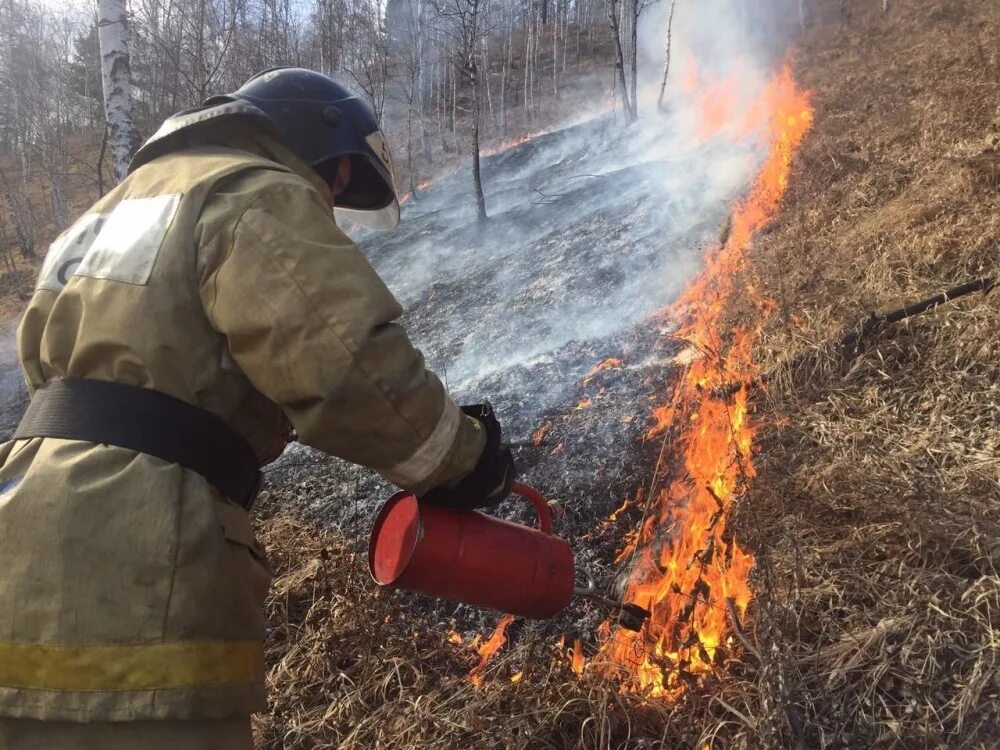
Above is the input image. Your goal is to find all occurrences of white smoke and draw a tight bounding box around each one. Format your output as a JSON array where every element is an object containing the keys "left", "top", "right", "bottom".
[{"left": 356, "top": 1, "right": 799, "bottom": 431}]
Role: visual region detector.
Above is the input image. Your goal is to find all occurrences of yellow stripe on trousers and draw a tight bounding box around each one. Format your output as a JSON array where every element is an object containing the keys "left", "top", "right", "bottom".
[{"left": 0, "top": 640, "right": 262, "bottom": 691}]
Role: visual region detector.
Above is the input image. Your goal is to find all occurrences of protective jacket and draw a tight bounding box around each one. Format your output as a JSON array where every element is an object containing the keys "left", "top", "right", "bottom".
[{"left": 0, "top": 112, "right": 484, "bottom": 723}]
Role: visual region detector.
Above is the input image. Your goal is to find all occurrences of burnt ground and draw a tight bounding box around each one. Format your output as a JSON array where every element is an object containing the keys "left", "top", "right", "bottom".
[{"left": 263, "top": 114, "right": 748, "bottom": 532}]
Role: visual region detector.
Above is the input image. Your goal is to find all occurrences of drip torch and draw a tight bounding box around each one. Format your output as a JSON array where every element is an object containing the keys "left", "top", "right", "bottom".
[{"left": 368, "top": 483, "right": 650, "bottom": 632}]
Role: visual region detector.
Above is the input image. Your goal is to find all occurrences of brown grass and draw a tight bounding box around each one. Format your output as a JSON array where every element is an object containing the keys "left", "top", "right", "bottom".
[
  {"left": 254, "top": 2, "right": 1000, "bottom": 747},
  {"left": 735, "top": 0, "right": 1000, "bottom": 745}
]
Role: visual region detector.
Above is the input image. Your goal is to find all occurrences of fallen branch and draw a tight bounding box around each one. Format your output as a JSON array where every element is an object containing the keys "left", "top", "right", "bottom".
[
  {"left": 709, "top": 277, "right": 996, "bottom": 399},
  {"left": 834, "top": 277, "right": 995, "bottom": 353}
]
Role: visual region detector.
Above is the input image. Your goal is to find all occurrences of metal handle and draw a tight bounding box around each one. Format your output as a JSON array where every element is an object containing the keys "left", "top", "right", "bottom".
[{"left": 511, "top": 482, "right": 552, "bottom": 534}]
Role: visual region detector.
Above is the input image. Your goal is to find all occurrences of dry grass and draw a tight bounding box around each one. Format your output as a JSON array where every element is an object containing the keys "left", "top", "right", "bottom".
[
  {"left": 735, "top": 0, "right": 1000, "bottom": 746},
  {"left": 252, "top": 511, "right": 779, "bottom": 749},
  {"left": 254, "top": 2, "right": 999, "bottom": 747}
]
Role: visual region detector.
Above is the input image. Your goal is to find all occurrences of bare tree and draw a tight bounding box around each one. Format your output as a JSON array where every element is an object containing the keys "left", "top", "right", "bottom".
[
  {"left": 389, "top": 0, "right": 428, "bottom": 194},
  {"left": 608, "top": 0, "right": 633, "bottom": 120},
  {"left": 0, "top": 0, "right": 625, "bottom": 256},
  {"left": 97, "top": 0, "right": 139, "bottom": 182},
  {"left": 344, "top": 0, "right": 390, "bottom": 122},
  {"left": 432, "top": 0, "right": 490, "bottom": 225},
  {"left": 656, "top": 0, "right": 677, "bottom": 111}
]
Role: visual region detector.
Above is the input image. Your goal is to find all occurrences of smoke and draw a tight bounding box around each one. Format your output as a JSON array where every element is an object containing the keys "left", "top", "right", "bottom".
[{"left": 356, "top": 1, "right": 800, "bottom": 436}]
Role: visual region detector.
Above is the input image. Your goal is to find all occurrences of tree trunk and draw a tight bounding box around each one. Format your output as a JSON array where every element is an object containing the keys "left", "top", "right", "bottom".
[
  {"left": 629, "top": 0, "right": 638, "bottom": 118},
  {"left": 470, "top": 61, "right": 488, "bottom": 226},
  {"left": 657, "top": 0, "right": 677, "bottom": 111},
  {"left": 500, "top": 7, "right": 512, "bottom": 134},
  {"left": 97, "top": 0, "right": 139, "bottom": 183},
  {"left": 552, "top": 1, "right": 559, "bottom": 97},
  {"left": 484, "top": 34, "right": 497, "bottom": 129},
  {"left": 406, "top": 97, "right": 417, "bottom": 196},
  {"left": 608, "top": 0, "right": 634, "bottom": 120},
  {"left": 97, "top": 124, "right": 109, "bottom": 198},
  {"left": 523, "top": 10, "right": 534, "bottom": 120}
]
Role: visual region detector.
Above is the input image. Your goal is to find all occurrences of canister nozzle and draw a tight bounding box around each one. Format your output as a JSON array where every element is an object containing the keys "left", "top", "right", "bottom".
[{"left": 573, "top": 573, "right": 651, "bottom": 633}]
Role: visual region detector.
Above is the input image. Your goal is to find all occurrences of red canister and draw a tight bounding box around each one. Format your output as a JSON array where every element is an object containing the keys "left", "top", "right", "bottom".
[{"left": 368, "top": 482, "right": 574, "bottom": 619}]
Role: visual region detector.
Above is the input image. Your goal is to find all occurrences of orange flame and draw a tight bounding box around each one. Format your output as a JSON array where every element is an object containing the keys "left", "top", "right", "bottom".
[
  {"left": 584, "top": 357, "right": 624, "bottom": 384},
  {"left": 468, "top": 614, "right": 516, "bottom": 686},
  {"left": 532, "top": 422, "right": 553, "bottom": 445},
  {"left": 602, "top": 65, "right": 813, "bottom": 698},
  {"left": 480, "top": 131, "right": 547, "bottom": 158},
  {"left": 570, "top": 638, "right": 585, "bottom": 675}
]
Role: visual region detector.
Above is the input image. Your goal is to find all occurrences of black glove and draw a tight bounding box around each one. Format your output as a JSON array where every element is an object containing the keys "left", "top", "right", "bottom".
[{"left": 419, "top": 403, "right": 516, "bottom": 510}]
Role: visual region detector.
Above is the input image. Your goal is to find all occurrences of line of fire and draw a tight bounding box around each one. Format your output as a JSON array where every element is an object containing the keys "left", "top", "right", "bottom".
[{"left": 370, "top": 61, "right": 815, "bottom": 698}]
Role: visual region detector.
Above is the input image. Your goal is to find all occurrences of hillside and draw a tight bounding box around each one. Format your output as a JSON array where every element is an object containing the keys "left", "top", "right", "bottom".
[
  {"left": 0, "top": 1, "right": 996, "bottom": 747},
  {"left": 251, "top": 2, "right": 1000, "bottom": 748}
]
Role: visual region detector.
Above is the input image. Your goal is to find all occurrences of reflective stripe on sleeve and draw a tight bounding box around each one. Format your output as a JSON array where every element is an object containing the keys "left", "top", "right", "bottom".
[
  {"left": 383, "top": 402, "right": 462, "bottom": 488},
  {"left": 0, "top": 640, "right": 262, "bottom": 691}
]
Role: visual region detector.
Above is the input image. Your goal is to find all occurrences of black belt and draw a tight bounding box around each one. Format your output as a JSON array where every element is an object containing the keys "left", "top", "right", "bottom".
[{"left": 14, "top": 378, "right": 262, "bottom": 509}]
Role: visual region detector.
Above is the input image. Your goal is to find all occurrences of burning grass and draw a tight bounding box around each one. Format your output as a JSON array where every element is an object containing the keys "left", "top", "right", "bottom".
[{"left": 251, "top": 510, "right": 767, "bottom": 748}]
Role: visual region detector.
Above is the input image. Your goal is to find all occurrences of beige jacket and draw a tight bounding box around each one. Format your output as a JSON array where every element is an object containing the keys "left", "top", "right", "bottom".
[{"left": 0, "top": 115, "right": 483, "bottom": 722}]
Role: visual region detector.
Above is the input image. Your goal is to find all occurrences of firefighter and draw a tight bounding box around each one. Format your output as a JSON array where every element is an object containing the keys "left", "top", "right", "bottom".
[{"left": 0, "top": 67, "right": 515, "bottom": 749}]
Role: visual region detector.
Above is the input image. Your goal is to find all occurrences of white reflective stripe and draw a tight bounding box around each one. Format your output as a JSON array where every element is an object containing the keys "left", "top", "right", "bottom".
[
  {"left": 384, "top": 402, "right": 462, "bottom": 487},
  {"left": 76, "top": 194, "right": 180, "bottom": 285},
  {"left": 36, "top": 214, "right": 108, "bottom": 291}
]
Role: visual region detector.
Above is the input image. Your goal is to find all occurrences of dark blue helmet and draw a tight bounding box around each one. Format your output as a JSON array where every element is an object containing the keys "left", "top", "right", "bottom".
[{"left": 208, "top": 67, "right": 400, "bottom": 229}]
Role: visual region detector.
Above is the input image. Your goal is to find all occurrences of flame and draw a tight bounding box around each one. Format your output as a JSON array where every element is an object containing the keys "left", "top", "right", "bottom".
[
  {"left": 570, "top": 638, "right": 585, "bottom": 675},
  {"left": 510, "top": 671, "right": 524, "bottom": 683},
  {"left": 695, "top": 74, "right": 741, "bottom": 141},
  {"left": 602, "top": 65, "right": 813, "bottom": 698},
  {"left": 480, "top": 131, "right": 547, "bottom": 158},
  {"left": 584, "top": 357, "right": 624, "bottom": 384},
  {"left": 448, "top": 630, "right": 463, "bottom": 645},
  {"left": 532, "top": 422, "right": 553, "bottom": 445},
  {"left": 468, "top": 614, "right": 516, "bottom": 686},
  {"left": 575, "top": 398, "right": 593, "bottom": 410}
]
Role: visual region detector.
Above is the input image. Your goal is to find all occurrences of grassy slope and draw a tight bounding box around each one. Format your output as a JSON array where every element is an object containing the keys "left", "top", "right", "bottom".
[
  {"left": 252, "top": 2, "right": 998, "bottom": 748},
  {"left": 739, "top": 0, "right": 1000, "bottom": 746}
]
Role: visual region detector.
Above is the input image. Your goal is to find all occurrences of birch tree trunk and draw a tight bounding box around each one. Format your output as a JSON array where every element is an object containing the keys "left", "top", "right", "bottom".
[
  {"left": 608, "top": 0, "right": 634, "bottom": 120},
  {"left": 629, "top": 0, "right": 638, "bottom": 117},
  {"left": 98, "top": 0, "right": 139, "bottom": 183},
  {"left": 657, "top": 0, "right": 677, "bottom": 111},
  {"left": 470, "top": 56, "right": 488, "bottom": 226}
]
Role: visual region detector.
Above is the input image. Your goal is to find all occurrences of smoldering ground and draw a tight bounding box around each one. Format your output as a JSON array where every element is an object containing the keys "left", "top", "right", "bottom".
[{"left": 271, "top": 23, "right": 798, "bottom": 536}]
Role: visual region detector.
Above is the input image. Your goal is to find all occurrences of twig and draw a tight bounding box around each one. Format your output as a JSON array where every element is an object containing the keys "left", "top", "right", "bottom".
[{"left": 725, "top": 596, "right": 762, "bottom": 662}]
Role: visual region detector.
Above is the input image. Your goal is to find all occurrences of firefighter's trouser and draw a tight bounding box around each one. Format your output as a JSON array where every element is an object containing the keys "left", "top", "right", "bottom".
[{"left": 0, "top": 716, "right": 252, "bottom": 749}]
